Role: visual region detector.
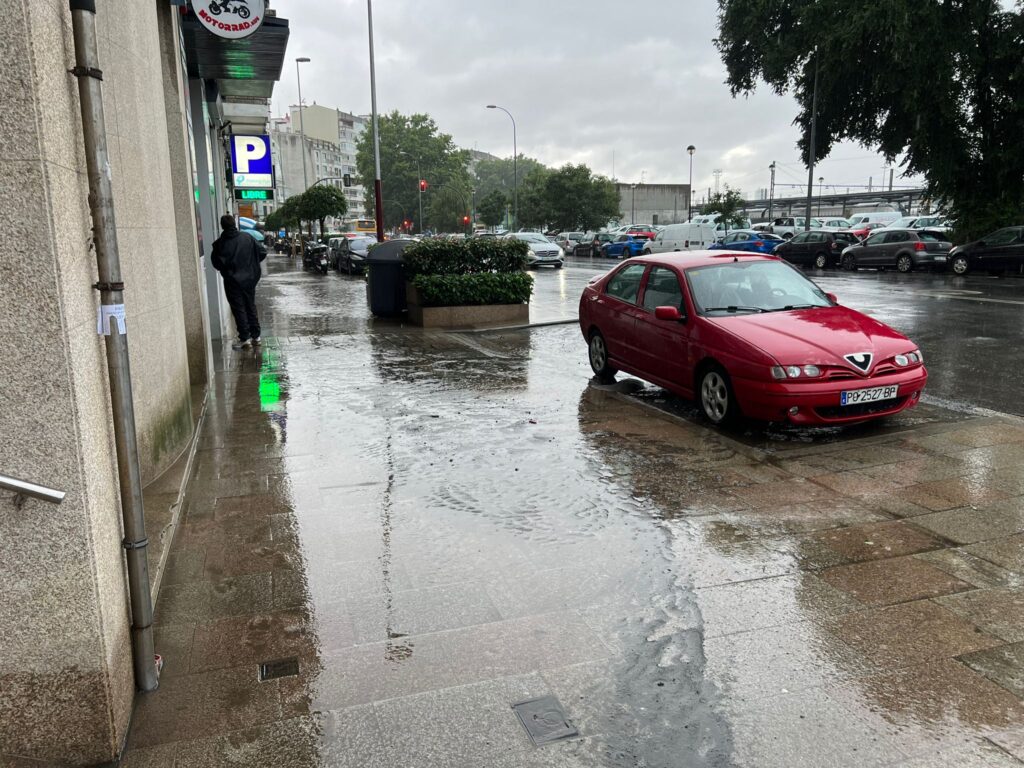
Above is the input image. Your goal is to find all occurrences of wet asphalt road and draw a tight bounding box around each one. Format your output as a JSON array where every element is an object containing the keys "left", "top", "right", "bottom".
[
  {"left": 557, "top": 256, "right": 1024, "bottom": 417},
  {"left": 124, "top": 256, "right": 1024, "bottom": 767}
]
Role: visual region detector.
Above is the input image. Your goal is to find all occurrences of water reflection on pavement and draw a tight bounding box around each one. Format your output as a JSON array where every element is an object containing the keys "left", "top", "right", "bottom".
[{"left": 122, "top": 259, "right": 1024, "bottom": 767}]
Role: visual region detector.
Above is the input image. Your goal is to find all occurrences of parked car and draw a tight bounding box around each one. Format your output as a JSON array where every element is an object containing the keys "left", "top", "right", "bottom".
[
  {"left": 768, "top": 217, "right": 823, "bottom": 238},
  {"left": 555, "top": 231, "right": 584, "bottom": 253},
  {"left": 848, "top": 211, "right": 902, "bottom": 228},
  {"left": 574, "top": 232, "right": 616, "bottom": 258},
  {"left": 849, "top": 221, "right": 888, "bottom": 240},
  {"left": 334, "top": 235, "right": 377, "bottom": 273},
  {"left": 709, "top": 230, "right": 784, "bottom": 255},
  {"left": 579, "top": 252, "right": 927, "bottom": 427},
  {"left": 911, "top": 215, "right": 951, "bottom": 233},
  {"left": 624, "top": 225, "right": 657, "bottom": 240},
  {"left": 840, "top": 229, "right": 952, "bottom": 272},
  {"left": 947, "top": 226, "right": 1024, "bottom": 275},
  {"left": 506, "top": 232, "right": 564, "bottom": 268},
  {"left": 691, "top": 213, "right": 754, "bottom": 234},
  {"left": 602, "top": 235, "right": 646, "bottom": 259},
  {"left": 819, "top": 217, "right": 853, "bottom": 230},
  {"left": 773, "top": 230, "right": 859, "bottom": 269},
  {"left": 878, "top": 216, "right": 925, "bottom": 230},
  {"left": 643, "top": 223, "right": 717, "bottom": 254}
]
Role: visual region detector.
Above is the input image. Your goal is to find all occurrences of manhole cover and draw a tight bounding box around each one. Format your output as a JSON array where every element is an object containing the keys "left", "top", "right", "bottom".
[
  {"left": 512, "top": 695, "right": 579, "bottom": 746},
  {"left": 258, "top": 657, "right": 299, "bottom": 682}
]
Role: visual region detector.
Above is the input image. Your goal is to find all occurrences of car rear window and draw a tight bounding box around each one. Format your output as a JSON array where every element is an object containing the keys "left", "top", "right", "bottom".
[{"left": 916, "top": 230, "right": 946, "bottom": 242}]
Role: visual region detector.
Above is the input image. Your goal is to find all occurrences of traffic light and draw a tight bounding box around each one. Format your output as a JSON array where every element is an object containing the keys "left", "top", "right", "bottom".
[
  {"left": 419, "top": 179, "right": 428, "bottom": 192},
  {"left": 462, "top": 215, "right": 470, "bottom": 225}
]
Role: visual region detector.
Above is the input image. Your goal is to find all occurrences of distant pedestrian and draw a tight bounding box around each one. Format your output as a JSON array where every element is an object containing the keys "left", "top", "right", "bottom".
[{"left": 212, "top": 214, "right": 266, "bottom": 349}]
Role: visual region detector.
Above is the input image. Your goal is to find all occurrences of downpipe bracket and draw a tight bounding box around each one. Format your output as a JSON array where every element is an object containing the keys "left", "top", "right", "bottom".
[
  {"left": 122, "top": 537, "right": 149, "bottom": 551},
  {"left": 93, "top": 281, "right": 124, "bottom": 292},
  {"left": 68, "top": 65, "right": 103, "bottom": 81}
]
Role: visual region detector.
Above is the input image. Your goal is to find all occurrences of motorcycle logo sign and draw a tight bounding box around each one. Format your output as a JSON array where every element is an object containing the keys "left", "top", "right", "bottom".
[{"left": 194, "top": 0, "right": 266, "bottom": 40}]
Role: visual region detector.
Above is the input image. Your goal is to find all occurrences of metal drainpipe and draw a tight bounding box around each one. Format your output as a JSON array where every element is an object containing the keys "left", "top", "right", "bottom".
[{"left": 69, "top": 0, "right": 158, "bottom": 693}]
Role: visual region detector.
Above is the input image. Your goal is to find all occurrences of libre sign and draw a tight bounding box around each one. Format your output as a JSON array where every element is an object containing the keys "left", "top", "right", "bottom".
[
  {"left": 193, "top": 0, "right": 266, "bottom": 40},
  {"left": 234, "top": 189, "right": 275, "bottom": 201},
  {"left": 230, "top": 134, "right": 273, "bottom": 190}
]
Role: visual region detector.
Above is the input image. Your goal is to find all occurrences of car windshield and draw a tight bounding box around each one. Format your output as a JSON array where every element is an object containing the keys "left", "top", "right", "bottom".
[
  {"left": 686, "top": 261, "right": 831, "bottom": 315},
  {"left": 890, "top": 217, "right": 917, "bottom": 228},
  {"left": 351, "top": 237, "right": 375, "bottom": 249},
  {"left": 515, "top": 233, "right": 549, "bottom": 244}
]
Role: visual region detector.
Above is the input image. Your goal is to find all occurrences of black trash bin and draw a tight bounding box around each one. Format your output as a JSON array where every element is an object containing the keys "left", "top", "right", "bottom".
[{"left": 365, "top": 238, "right": 414, "bottom": 317}]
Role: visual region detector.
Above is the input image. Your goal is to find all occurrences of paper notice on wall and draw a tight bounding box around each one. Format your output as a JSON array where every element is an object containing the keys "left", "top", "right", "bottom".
[{"left": 97, "top": 304, "right": 127, "bottom": 336}]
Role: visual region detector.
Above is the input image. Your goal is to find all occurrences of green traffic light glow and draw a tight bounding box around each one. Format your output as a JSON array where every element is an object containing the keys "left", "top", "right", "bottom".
[{"left": 259, "top": 373, "right": 281, "bottom": 412}]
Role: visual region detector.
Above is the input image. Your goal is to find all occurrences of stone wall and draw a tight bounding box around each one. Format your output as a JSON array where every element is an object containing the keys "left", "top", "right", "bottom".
[{"left": 0, "top": 0, "right": 199, "bottom": 763}]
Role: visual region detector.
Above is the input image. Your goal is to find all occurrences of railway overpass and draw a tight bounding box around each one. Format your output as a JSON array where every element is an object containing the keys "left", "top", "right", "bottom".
[{"left": 741, "top": 187, "right": 931, "bottom": 221}]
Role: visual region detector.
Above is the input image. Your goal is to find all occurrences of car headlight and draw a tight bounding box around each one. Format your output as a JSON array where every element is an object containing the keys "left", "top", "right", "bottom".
[
  {"left": 772, "top": 365, "right": 821, "bottom": 379},
  {"left": 527, "top": 249, "right": 537, "bottom": 258},
  {"left": 908, "top": 349, "right": 923, "bottom": 364},
  {"left": 557, "top": 247, "right": 565, "bottom": 257},
  {"left": 894, "top": 354, "right": 909, "bottom": 367}
]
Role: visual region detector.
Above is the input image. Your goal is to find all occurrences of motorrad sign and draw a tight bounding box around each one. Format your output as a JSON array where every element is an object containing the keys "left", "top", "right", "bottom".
[
  {"left": 230, "top": 134, "right": 273, "bottom": 189},
  {"left": 193, "top": 0, "right": 266, "bottom": 40}
]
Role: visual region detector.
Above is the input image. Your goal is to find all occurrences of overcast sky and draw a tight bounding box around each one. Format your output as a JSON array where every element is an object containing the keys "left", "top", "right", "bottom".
[{"left": 270, "top": 0, "right": 923, "bottom": 203}]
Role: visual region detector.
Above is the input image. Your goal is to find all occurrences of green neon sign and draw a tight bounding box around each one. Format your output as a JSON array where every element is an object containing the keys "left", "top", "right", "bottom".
[{"left": 235, "top": 189, "right": 274, "bottom": 201}]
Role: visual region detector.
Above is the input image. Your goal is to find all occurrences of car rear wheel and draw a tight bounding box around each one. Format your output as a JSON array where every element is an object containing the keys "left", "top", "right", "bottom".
[
  {"left": 951, "top": 255, "right": 970, "bottom": 275},
  {"left": 814, "top": 252, "right": 828, "bottom": 269},
  {"left": 588, "top": 330, "right": 617, "bottom": 379},
  {"left": 897, "top": 254, "right": 913, "bottom": 273},
  {"left": 699, "top": 364, "right": 739, "bottom": 426},
  {"left": 841, "top": 253, "right": 857, "bottom": 271}
]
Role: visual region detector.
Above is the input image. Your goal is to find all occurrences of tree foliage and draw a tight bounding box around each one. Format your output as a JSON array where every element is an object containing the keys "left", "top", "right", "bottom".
[
  {"left": 715, "top": 0, "right": 1024, "bottom": 239},
  {"left": 295, "top": 185, "right": 348, "bottom": 238},
  {"left": 428, "top": 184, "right": 473, "bottom": 232},
  {"left": 701, "top": 186, "right": 747, "bottom": 234},
  {"left": 355, "top": 111, "right": 472, "bottom": 232},
  {"left": 471, "top": 155, "right": 547, "bottom": 201},
  {"left": 544, "top": 164, "right": 621, "bottom": 231},
  {"left": 478, "top": 189, "right": 508, "bottom": 228},
  {"left": 516, "top": 168, "right": 552, "bottom": 230}
]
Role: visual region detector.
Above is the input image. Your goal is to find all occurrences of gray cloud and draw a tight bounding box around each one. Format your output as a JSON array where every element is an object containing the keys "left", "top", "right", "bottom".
[{"left": 272, "top": 0, "right": 922, "bottom": 203}]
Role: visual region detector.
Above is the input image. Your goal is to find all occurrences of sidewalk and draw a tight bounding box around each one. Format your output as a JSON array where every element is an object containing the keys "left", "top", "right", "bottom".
[{"left": 121, "top": 261, "right": 1024, "bottom": 767}]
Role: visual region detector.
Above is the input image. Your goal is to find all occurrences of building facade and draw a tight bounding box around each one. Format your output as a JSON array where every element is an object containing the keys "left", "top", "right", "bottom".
[
  {"left": 0, "top": 2, "right": 287, "bottom": 764},
  {"left": 286, "top": 103, "right": 368, "bottom": 218},
  {"left": 615, "top": 183, "right": 693, "bottom": 225}
]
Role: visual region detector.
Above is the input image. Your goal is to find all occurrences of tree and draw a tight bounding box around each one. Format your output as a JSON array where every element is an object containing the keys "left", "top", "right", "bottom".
[
  {"left": 715, "top": 0, "right": 1024, "bottom": 240},
  {"left": 295, "top": 185, "right": 348, "bottom": 238},
  {"left": 428, "top": 184, "right": 472, "bottom": 232},
  {"left": 355, "top": 111, "right": 472, "bottom": 232},
  {"left": 701, "top": 186, "right": 746, "bottom": 235},
  {"left": 265, "top": 197, "right": 301, "bottom": 233},
  {"left": 544, "top": 164, "right": 621, "bottom": 231},
  {"left": 477, "top": 190, "right": 507, "bottom": 228},
  {"left": 515, "top": 168, "right": 551, "bottom": 230},
  {"left": 471, "top": 155, "right": 547, "bottom": 201}
]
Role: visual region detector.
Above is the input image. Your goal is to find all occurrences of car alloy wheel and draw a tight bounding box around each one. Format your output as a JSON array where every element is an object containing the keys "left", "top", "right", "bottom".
[
  {"left": 588, "top": 330, "right": 617, "bottom": 379},
  {"left": 952, "top": 255, "right": 969, "bottom": 275},
  {"left": 897, "top": 255, "right": 913, "bottom": 273},
  {"left": 700, "top": 367, "right": 735, "bottom": 425},
  {"left": 814, "top": 252, "right": 828, "bottom": 269}
]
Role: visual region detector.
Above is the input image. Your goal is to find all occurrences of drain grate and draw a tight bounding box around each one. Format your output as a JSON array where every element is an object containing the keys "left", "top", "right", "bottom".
[
  {"left": 258, "top": 657, "right": 300, "bottom": 682},
  {"left": 512, "top": 696, "right": 579, "bottom": 746}
]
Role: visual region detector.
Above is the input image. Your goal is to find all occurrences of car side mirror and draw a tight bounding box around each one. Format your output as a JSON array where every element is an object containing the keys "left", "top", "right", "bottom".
[
  {"left": 826, "top": 292, "right": 838, "bottom": 304},
  {"left": 977, "top": 240, "right": 986, "bottom": 246},
  {"left": 655, "top": 306, "right": 685, "bottom": 322}
]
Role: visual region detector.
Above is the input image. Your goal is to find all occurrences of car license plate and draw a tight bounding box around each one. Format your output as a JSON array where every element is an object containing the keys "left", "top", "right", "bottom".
[
  {"left": 841, "top": 385, "right": 899, "bottom": 406},
  {"left": 934, "top": 255, "right": 946, "bottom": 261}
]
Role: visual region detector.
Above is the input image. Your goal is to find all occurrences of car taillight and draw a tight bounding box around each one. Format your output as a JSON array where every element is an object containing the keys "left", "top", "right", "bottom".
[
  {"left": 914, "top": 241, "right": 926, "bottom": 251},
  {"left": 684, "top": 240, "right": 689, "bottom": 248},
  {"left": 754, "top": 241, "right": 764, "bottom": 247}
]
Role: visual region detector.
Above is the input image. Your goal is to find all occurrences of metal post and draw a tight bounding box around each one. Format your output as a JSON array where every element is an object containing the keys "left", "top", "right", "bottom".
[
  {"left": 768, "top": 161, "right": 776, "bottom": 220},
  {"left": 686, "top": 145, "right": 695, "bottom": 221},
  {"left": 295, "top": 58, "right": 310, "bottom": 192},
  {"left": 487, "top": 105, "right": 517, "bottom": 230},
  {"left": 804, "top": 52, "right": 819, "bottom": 231},
  {"left": 367, "top": 0, "right": 385, "bottom": 242},
  {"left": 69, "top": 0, "right": 157, "bottom": 693},
  {"left": 817, "top": 176, "right": 824, "bottom": 215},
  {"left": 631, "top": 184, "right": 636, "bottom": 222}
]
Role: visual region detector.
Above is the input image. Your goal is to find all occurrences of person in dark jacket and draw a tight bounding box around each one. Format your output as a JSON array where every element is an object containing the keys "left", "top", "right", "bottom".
[{"left": 211, "top": 214, "right": 267, "bottom": 349}]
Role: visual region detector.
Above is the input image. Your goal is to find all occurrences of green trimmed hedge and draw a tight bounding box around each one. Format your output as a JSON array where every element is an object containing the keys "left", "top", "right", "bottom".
[
  {"left": 411, "top": 273, "right": 533, "bottom": 307},
  {"left": 403, "top": 238, "right": 529, "bottom": 277}
]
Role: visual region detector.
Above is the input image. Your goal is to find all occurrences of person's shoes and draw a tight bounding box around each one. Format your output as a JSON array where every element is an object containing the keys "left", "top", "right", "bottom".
[
  {"left": 253, "top": 337, "right": 262, "bottom": 345},
  {"left": 232, "top": 339, "right": 252, "bottom": 350}
]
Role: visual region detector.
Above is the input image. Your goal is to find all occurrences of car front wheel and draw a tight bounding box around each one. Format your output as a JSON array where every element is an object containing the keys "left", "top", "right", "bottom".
[
  {"left": 814, "top": 252, "right": 828, "bottom": 269},
  {"left": 588, "top": 330, "right": 617, "bottom": 379},
  {"left": 699, "top": 365, "right": 739, "bottom": 426},
  {"left": 951, "top": 255, "right": 970, "bottom": 275},
  {"left": 897, "top": 254, "right": 913, "bottom": 273}
]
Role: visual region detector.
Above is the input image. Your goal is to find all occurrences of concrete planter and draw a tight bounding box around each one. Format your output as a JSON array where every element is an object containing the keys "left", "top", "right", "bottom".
[{"left": 405, "top": 284, "right": 530, "bottom": 329}]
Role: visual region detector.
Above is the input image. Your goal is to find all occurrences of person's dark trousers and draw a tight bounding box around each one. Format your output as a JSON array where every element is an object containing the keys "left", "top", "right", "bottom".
[{"left": 224, "top": 279, "right": 260, "bottom": 341}]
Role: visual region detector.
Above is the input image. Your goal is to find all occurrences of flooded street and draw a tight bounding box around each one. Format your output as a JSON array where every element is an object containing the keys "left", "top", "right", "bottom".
[{"left": 123, "top": 258, "right": 1024, "bottom": 767}]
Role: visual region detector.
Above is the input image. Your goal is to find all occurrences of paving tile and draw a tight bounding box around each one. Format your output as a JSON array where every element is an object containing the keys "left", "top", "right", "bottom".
[
  {"left": 154, "top": 574, "right": 274, "bottom": 625},
  {"left": 807, "top": 520, "right": 945, "bottom": 564},
  {"left": 810, "top": 471, "right": 903, "bottom": 498},
  {"left": 828, "top": 600, "right": 1005, "bottom": 668},
  {"left": 729, "top": 477, "right": 836, "bottom": 507},
  {"left": 856, "top": 455, "right": 980, "bottom": 487},
  {"left": 913, "top": 500, "right": 1024, "bottom": 545},
  {"left": 349, "top": 582, "right": 502, "bottom": 643},
  {"left": 177, "top": 515, "right": 273, "bottom": 546},
  {"left": 696, "top": 500, "right": 891, "bottom": 537},
  {"left": 161, "top": 549, "right": 207, "bottom": 586},
  {"left": 153, "top": 623, "right": 196, "bottom": 680},
  {"left": 959, "top": 642, "right": 1024, "bottom": 698},
  {"left": 936, "top": 586, "right": 1024, "bottom": 643},
  {"left": 966, "top": 534, "right": 1024, "bottom": 573},
  {"left": 203, "top": 539, "right": 302, "bottom": 580},
  {"left": 893, "top": 740, "right": 1024, "bottom": 767},
  {"left": 896, "top": 476, "right": 1009, "bottom": 512},
  {"left": 820, "top": 556, "right": 974, "bottom": 607},
  {"left": 957, "top": 443, "right": 1024, "bottom": 471},
  {"left": 373, "top": 674, "right": 546, "bottom": 765},
  {"left": 698, "top": 573, "right": 861, "bottom": 638},
  {"left": 948, "top": 424, "right": 1024, "bottom": 448},
  {"left": 914, "top": 548, "right": 1022, "bottom": 589},
  {"left": 188, "top": 610, "right": 322, "bottom": 674},
  {"left": 989, "top": 728, "right": 1024, "bottom": 762}
]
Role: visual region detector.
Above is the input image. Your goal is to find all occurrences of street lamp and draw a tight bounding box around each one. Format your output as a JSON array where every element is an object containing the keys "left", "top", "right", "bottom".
[
  {"left": 366, "top": 0, "right": 385, "bottom": 242},
  {"left": 486, "top": 104, "right": 517, "bottom": 230},
  {"left": 768, "top": 161, "right": 776, "bottom": 220},
  {"left": 686, "top": 145, "right": 696, "bottom": 222},
  {"left": 817, "top": 176, "right": 824, "bottom": 215},
  {"left": 295, "top": 57, "right": 310, "bottom": 191}
]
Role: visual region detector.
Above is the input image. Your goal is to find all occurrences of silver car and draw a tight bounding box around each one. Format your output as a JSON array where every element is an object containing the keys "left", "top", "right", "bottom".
[{"left": 505, "top": 232, "right": 564, "bottom": 268}]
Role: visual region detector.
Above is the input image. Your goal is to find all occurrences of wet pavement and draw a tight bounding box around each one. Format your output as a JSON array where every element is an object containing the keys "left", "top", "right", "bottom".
[{"left": 121, "top": 257, "right": 1024, "bottom": 767}]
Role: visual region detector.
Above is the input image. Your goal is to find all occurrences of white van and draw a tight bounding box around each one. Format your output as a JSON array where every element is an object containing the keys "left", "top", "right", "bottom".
[
  {"left": 848, "top": 211, "right": 902, "bottom": 227},
  {"left": 643, "top": 223, "right": 718, "bottom": 254},
  {"left": 691, "top": 213, "right": 753, "bottom": 233}
]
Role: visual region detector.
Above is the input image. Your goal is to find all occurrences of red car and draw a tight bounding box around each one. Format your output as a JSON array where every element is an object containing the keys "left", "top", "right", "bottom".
[
  {"left": 849, "top": 222, "right": 886, "bottom": 240},
  {"left": 579, "top": 252, "right": 927, "bottom": 426}
]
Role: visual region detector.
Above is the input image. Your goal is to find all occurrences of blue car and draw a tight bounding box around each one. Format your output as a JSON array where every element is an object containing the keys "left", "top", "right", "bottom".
[
  {"left": 708, "top": 229, "right": 783, "bottom": 254},
  {"left": 602, "top": 235, "right": 647, "bottom": 259}
]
